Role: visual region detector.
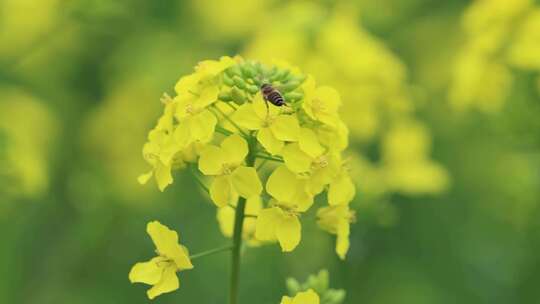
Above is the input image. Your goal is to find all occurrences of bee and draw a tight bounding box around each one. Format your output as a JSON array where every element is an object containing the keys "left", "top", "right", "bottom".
[{"left": 261, "top": 83, "right": 285, "bottom": 108}]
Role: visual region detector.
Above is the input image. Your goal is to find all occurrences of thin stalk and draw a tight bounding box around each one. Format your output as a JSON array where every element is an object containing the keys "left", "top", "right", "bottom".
[
  {"left": 216, "top": 125, "right": 234, "bottom": 136},
  {"left": 211, "top": 105, "right": 249, "bottom": 138},
  {"left": 190, "top": 165, "right": 209, "bottom": 194},
  {"left": 190, "top": 245, "right": 233, "bottom": 260},
  {"left": 255, "top": 154, "right": 283, "bottom": 162},
  {"left": 229, "top": 139, "right": 256, "bottom": 304},
  {"left": 256, "top": 158, "right": 268, "bottom": 171}
]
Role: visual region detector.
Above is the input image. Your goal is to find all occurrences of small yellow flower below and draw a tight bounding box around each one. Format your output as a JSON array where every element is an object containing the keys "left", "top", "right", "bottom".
[
  {"left": 129, "top": 221, "right": 193, "bottom": 300},
  {"left": 281, "top": 289, "right": 320, "bottom": 304}
]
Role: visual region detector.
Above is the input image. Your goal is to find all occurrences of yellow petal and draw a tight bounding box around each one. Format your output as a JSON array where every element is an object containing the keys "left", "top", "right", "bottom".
[
  {"left": 281, "top": 296, "right": 294, "bottom": 304},
  {"left": 175, "top": 95, "right": 196, "bottom": 120},
  {"left": 146, "top": 221, "right": 193, "bottom": 270},
  {"left": 221, "top": 134, "right": 248, "bottom": 165},
  {"left": 216, "top": 206, "right": 235, "bottom": 237},
  {"left": 270, "top": 115, "right": 300, "bottom": 141},
  {"left": 255, "top": 207, "right": 282, "bottom": 241},
  {"left": 129, "top": 257, "right": 165, "bottom": 285},
  {"left": 190, "top": 110, "right": 217, "bottom": 142},
  {"left": 245, "top": 195, "right": 262, "bottom": 215},
  {"left": 336, "top": 222, "right": 350, "bottom": 260},
  {"left": 233, "top": 104, "right": 262, "bottom": 130},
  {"left": 172, "top": 122, "right": 191, "bottom": 148},
  {"left": 196, "top": 85, "right": 219, "bottom": 109},
  {"left": 138, "top": 171, "right": 153, "bottom": 185},
  {"left": 282, "top": 143, "right": 312, "bottom": 173},
  {"left": 253, "top": 92, "right": 280, "bottom": 119},
  {"left": 298, "top": 128, "right": 324, "bottom": 158},
  {"left": 154, "top": 162, "right": 173, "bottom": 192},
  {"left": 210, "top": 175, "right": 237, "bottom": 207},
  {"left": 257, "top": 127, "right": 284, "bottom": 155},
  {"left": 231, "top": 166, "right": 263, "bottom": 198},
  {"left": 293, "top": 289, "right": 320, "bottom": 304},
  {"left": 147, "top": 266, "right": 179, "bottom": 300},
  {"left": 175, "top": 73, "right": 201, "bottom": 95},
  {"left": 316, "top": 86, "right": 341, "bottom": 112},
  {"left": 328, "top": 172, "right": 355, "bottom": 206},
  {"left": 198, "top": 145, "right": 226, "bottom": 175},
  {"left": 276, "top": 214, "right": 301, "bottom": 252},
  {"left": 266, "top": 165, "right": 298, "bottom": 202}
]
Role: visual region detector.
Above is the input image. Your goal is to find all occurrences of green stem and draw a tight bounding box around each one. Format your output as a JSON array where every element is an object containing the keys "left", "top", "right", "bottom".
[
  {"left": 255, "top": 154, "right": 283, "bottom": 162},
  {"left": 190, "top": 245, "right": 233, "bottom": 260},
  {"left": 190, "top": 165, "right": 210, "bottom": 194},
  {"left": 211, "top": 105, "right": 249, "bottom": 138},
  {"left": 229, "top": 139, "right": 257, "bottom": 304}
]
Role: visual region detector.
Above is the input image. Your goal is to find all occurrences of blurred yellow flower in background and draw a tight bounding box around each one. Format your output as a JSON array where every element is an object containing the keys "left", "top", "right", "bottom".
[
  {"left": 0, "top": 87, "right": 58, "bottom": 200},
  {"left": 450, "top": 0, "right": 540, "bottom": 112},
  {"left": 129, "top": 221, "right": 193, "bottom": 300},
  {"left": 190, "top": 0, "right": 275, "bottom": 40},
  {"left": 0, "top": 0, "right": 61, "bottom": 57}
]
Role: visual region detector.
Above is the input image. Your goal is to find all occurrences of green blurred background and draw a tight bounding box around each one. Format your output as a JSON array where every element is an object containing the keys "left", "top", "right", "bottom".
[{"left": 1, "top": 0, "right": 540, "bottom": 303}]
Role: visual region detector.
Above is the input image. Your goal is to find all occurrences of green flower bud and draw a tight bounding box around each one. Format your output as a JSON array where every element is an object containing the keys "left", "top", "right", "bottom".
[
  {"left": 247, "top": 84, "right": 259, "bottom": 95},
  {"left": 231, "top": 87, "right": 247, "bottom": 105},
  {"left": 241, "top": 64, "right": 257, "bottom": 78},
  {"left": 223, "top": 73, "right": 234, "bottom": 86},
  {"left": 278, "top": 81, "right": 301, "bottom": 93},
  {"left": 271, "top": 69, "right": 290, "bottom": 82},
  {"left": 226, "top": 65, "right": 242, "bottom": 77},
  {"left": 233, "top": 76, "right": 247, "bottom": 89},
  {"left": 323, "top": 289, "right": 346, "bottom": 304},
  {"left": 286, "top": 278, "right": 301, "bottom": 295},
  {"left": 284, "top": 92, "right": 304, "bottom": 102},
  {"left": 218, "top": 91, "right": 233, "bottom": 102}
]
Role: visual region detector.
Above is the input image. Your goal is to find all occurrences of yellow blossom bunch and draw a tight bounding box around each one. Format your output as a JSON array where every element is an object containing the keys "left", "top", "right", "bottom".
[
  {"left": 450, "top": 0, "right": 540, "bottom": 112},
  {"left": 139, "top": 56, "right": 355, "bottom": 254},
  {"left": 131, "top": 56, "right": 356, "bottom": 300},
  {"left": 243, "top": 3, "right": 448, "bottom": 200}
]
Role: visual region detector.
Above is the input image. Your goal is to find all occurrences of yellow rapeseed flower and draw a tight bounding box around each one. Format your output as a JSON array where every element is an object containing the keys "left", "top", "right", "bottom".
[
  {"left": 198, "top": 134, "right": 262, "bottom": 207},
  {"left": 255, "top": 165, "right": 314, "bottom": 252},
  {"left": 281, "top": 289, "right": 320, "bottom": 304},
  {"left": 129, "top": 221, "right": 193, "bottom": 300},
  {"left": 301, "top": 76, "right": 341, "bottom": 128},
  {"left": 317, "top": 205, "right": 356, "bottom": 260},
  {"left": 234, "top": 93, "right": 300, "bottom": 155}
]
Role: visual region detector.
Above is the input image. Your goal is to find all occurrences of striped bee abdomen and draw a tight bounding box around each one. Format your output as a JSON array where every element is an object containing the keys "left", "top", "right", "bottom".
[{"left": 261, "top": 83, "right": 286, "bottom": 106}]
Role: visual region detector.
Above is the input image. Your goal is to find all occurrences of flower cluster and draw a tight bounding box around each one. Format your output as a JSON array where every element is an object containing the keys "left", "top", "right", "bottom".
[
  {"left": 450, "top": 0, "right": 540, "bottom": 112},
  {"left": 138, "top": 56, "right": 355, "bottom": 256}
]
